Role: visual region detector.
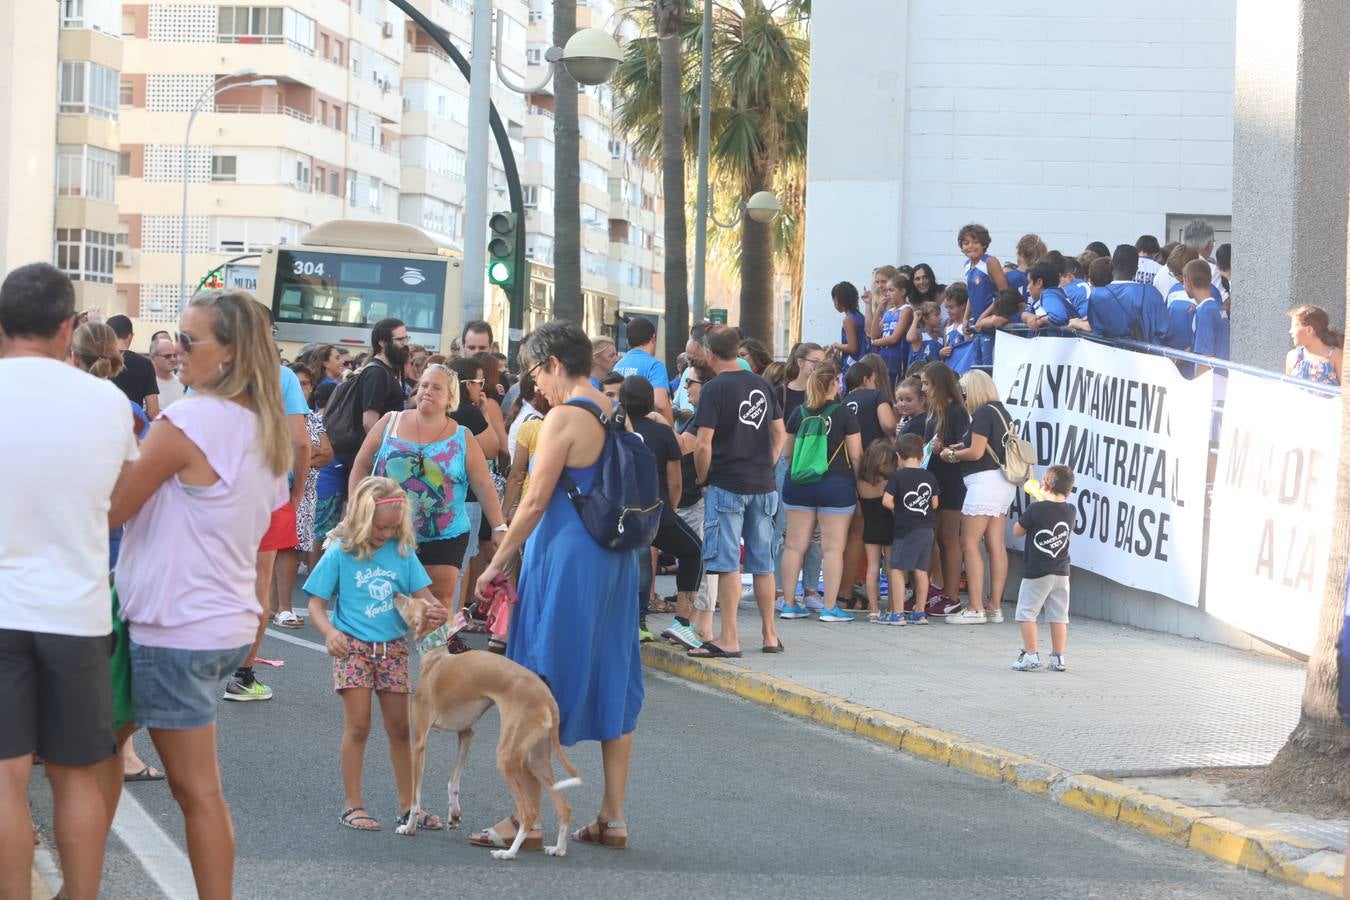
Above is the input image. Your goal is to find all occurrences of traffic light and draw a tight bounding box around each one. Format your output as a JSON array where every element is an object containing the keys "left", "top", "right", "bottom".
[{"left": 487, "top": 211, "right": 519, "bottom": 291}]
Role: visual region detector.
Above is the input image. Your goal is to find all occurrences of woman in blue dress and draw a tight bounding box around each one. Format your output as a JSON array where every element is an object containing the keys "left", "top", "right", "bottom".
[{"left": 476, "top": 320, "right": 642, "bottom": 851}]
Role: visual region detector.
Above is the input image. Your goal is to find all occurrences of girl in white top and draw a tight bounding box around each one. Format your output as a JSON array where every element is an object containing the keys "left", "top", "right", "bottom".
[{"left": 110, "top": 291, "right": 290, "bottom": 900}]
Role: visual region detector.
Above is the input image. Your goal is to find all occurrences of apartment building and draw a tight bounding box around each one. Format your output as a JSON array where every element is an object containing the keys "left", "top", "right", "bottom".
[{"left": 91, "top": 0, "right": 663, "bottom": 340}]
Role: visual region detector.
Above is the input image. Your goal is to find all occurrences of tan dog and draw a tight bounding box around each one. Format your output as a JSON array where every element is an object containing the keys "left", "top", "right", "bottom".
[{"left": 393, "top": 593, "right": 581, "bottom": 860}]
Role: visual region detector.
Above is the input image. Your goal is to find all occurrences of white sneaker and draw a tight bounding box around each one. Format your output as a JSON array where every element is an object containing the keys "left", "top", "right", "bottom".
[
  {"left": 947, "top": 609, "right": 987, "bottom": 625},
  {"left": 1011, "top": 651, "right": 1041, "bottom": 671},
  {"left": 986, "top": 608, "right": 1004, "bottom": 624},
  {"left": 1049, "top": 653, "right": 1066, "bottom": 672}
]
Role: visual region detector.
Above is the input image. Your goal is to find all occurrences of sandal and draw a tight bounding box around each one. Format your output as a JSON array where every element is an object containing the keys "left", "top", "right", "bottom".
[
  {"left": 468, "top": 817, "right": 542, "bottom": 851},
  {"left": 339, "top": 807, "right": 380, "bottom": 831},
  {"left": 867, "top": 612, "right": 881, "bottom": 624},
  {"left": 394, "top": 809, "right": 443, "bottom": 833},
  {"left": 273, "top": 611, "right": 303, "bottom": 629},
  {"left": 648, "top": 597, "right": 676, "bottom": 614},
  {"left": 486, "top": 638, "right": 507, "bottom": 655},
  {"left": 572, "top": 817, "right": 628, "bottom": 849},
  {"left": 687, "top": 641, "right": 741, "bottom": 659},
  {"left": 123, "top": 766, "right": 165, "bottom": 782}
]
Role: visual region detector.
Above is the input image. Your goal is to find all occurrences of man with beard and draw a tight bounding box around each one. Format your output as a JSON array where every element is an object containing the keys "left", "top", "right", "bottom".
[{"left": 357, "top": 317, "right": 412, "bottom": 439}]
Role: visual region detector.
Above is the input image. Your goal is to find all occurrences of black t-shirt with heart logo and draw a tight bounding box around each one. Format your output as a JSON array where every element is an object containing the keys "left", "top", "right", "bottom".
[
  {"left": 883, "top": 467, "right": 941, "bottom": 532},
  {"left": 1018, "top": 499, "right": 1075, "bottom": 578},
  {"left": 693, "top": 368, "right": 783, "bottom": 494}
]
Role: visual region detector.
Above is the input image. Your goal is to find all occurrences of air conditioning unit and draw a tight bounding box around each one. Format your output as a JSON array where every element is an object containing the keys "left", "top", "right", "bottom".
[
  {"left": 115, "top": 249, "right": 136, "bottom": 267},
  {"left": 382, "top": 21, "right": 394, "bottom": 38}
]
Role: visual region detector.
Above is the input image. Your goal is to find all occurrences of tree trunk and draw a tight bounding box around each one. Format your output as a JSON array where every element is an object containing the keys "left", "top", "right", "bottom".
[
  {"left": 655, "top": 0, "right": 688, "bottom": 365},
  {"left": 1258, "top": 293, "right": 1350, "bottom": 807},
  {"left": 552, "top": 0, "right": 582, "bottom": 323},
  {"left": 738, "top": 166, "right": 775, "bottom": 343}
]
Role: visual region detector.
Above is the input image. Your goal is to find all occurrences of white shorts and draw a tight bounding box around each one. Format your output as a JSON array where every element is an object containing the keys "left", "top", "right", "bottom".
[
  {"left": 961, "top": 469, "right": 1016, "bottom": 517},
  {"left": 1015, "top": 574, "right": 1070, "bottom": 624}
]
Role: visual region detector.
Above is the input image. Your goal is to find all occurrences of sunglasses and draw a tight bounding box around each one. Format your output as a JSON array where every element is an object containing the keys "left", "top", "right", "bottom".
[
  {"left": 460, "top": 377, "right": 485, "bottom": 386},
  {"left": 176, "top": 332, "right": 219, "bottom": 354}
]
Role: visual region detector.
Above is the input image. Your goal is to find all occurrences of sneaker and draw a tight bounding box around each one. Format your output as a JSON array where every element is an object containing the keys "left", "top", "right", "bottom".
[
  {"left": 1049, "top": 653, "right": 1066, "bottom": 672},
  {"left": 927, "top": 584, "right": 944, "bottom": 601},
  {"left": 926, "top": 596, "right": 962, "bottom": 617},
  {"left": 905, "top": 611, "right": 928, "bottom": 625},
  {"left": 883, "top": 612, "right": 906, "bottom": 626},
  {"left": 986, "top": 608, "right": 1004, "bottom": 624},
  {"left": 817, "top": 607, "right": 855, "bottom": 623},
  {"left": 779, "top": 602, "right": 809, "bottom": 620},
  {"left": 803, "top": 594, "right": 826, "bottom": 612},
  {"left": 774, "top": 596, "right": 786, "bottom": 614},
  {"left": 661, "top": 622, "right": 703, "bottom": 651},
  {"left": 947, "top": 609, "right": 987, "bottom": 625},
  {"left": 223, "top": 677, "right": 273, "bottom": 701},
  {"left": 638, "top": 622, "right": 655, "bottom": 643},
  {"left": 1011, "top": 651, "right": 1041, "bottom": 671}
]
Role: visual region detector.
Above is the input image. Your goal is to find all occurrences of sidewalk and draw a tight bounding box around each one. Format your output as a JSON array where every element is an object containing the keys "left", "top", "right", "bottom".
[{"left": 644, "top": 583, "right": 1346, "bottom": 892}]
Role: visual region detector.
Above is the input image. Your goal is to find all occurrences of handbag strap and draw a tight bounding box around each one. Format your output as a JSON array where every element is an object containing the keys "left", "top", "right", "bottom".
[{"left": 982, "top": 403, "right": 1013, "bottom": 467}]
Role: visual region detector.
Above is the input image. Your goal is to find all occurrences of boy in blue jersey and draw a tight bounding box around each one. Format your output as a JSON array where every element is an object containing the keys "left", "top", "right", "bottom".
[
  {"left": 958, "top": 223, "right": 1009, "bottom": 327},
  {"left": 1021, "top": 260, "right": 1077, "bottom": 329},
  {"left": 613, "top": 316, "right": 673, "bottom": 423},
  {"left": 1189, "top": 258, "right": 1229, "bottom": 375},
  {"left": 1063, "top": 252, "right": 1094, "bottom": 319},
  {"left": 1006, "top": 233, "right": 1046, "bottom": 303},
  {"left": 1068, "top": 245, "right": 1166, "bottom": 344}
]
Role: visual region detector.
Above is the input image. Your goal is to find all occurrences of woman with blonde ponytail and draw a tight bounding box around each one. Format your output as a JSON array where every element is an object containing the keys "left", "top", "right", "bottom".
[{"left": 108, "top": 290, "right": 291, "bottom": 900}]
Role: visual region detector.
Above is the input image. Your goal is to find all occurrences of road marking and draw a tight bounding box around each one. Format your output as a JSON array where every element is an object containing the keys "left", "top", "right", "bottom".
[
  {"left": 110, "top": 790, "right": 195, "bottom": 900},
  {"left": 264, "top": 628, "right": 326, "bottom": 652}
]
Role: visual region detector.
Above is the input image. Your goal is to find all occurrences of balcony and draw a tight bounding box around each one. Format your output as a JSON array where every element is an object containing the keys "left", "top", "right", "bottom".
[{"left": 215, "top": 103, "right": 314, "bottom": 123}]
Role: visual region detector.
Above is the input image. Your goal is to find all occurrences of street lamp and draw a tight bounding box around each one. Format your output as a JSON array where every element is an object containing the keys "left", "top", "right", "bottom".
[
  {"left": 460, "top": 3, "right": 622, "bottom": 322},
  {"left": 179, "top": 70, "right": 277, "bottom": 306},
  {"left": 708, "top": 190, "right": 781, "bottom": 229}
]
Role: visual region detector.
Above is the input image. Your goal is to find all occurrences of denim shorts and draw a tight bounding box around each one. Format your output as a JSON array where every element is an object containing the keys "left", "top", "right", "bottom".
[
  {"left": 782, "top": 473, "right": 858, "bottom": 516},
  {"left": 130, "top": 642, "right": 250, "bottom": 730},
  {"left": 464, "top": 502, "right": 483, "bottom": 561},
  {"left": 702, "top": 485, "right": 779, "bottom": 575}
]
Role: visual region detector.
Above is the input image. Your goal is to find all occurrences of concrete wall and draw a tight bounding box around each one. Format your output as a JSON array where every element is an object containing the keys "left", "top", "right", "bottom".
[
  {"left": 803, "top": 0, "right": 1237, "bottom": 345},
  {"left": 0, "top": 3, "right": 58, "bottom": 275},
  {"left": 1230, "top": 0, "right": 1349, "bottom": 372}
]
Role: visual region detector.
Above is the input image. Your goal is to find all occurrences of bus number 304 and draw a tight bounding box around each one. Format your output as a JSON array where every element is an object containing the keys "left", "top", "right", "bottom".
[{"left": 293, "top": 260, "right": 325, "bottom": 276}]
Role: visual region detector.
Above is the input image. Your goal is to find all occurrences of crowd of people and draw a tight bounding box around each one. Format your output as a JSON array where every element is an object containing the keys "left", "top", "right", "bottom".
[{"left": 0, "top": 213, "right": 1341, "bottom": 898}]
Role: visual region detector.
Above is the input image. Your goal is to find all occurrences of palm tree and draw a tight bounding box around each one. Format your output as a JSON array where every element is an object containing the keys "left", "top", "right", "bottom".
[
  {"left": 654, "top": 0, "right": 690, "bottom": 365},
  {"left": 614, "top": 0, "right": 808, "bottom": 345},
  {"left": 1260, "top": 359, "right": 1350, "bottom": 804},
  {"left": 552, "top": 0, "right": 582, "bottom": 322}
]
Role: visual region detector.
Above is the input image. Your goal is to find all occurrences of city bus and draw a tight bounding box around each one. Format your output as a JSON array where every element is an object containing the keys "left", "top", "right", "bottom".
[{"left": 256, "top": 220, "right": 464, "bottom": 355}]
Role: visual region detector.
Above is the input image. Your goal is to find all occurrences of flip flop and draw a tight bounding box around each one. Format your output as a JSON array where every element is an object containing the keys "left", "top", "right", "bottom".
[
  {"left": 254, "top": 657, "right": 285, "bottom": 667},
  {"left": 762, "top": 640, "right": 785, "bottom": 654},
  {"left": 687, "top": 641, "right": 741, "bottom": 659},
  {"left": 123, "top": 766, "right": 165, "bottom": 782}
]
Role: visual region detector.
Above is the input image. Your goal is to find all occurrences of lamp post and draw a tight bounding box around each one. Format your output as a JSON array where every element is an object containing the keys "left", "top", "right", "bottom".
[
  {"left": 459, "top": 1, "right": 622, "bottom": 321},
  {"left": 179, "top": 71, "right": 276, "bottom": 305}
]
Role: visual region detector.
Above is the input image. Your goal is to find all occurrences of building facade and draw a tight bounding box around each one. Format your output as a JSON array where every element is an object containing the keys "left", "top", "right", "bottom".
[
  {"left": 9, "top": 0, "right": 665, "bottom": 343},
  {"left": 801, "top": 0, "right": 1237, "bottom": 343}
]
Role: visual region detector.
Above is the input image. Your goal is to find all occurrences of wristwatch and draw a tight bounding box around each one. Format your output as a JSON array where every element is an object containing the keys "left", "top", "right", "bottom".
[{"left": 492, "top": 523, "right": 508, "bottom": 533}]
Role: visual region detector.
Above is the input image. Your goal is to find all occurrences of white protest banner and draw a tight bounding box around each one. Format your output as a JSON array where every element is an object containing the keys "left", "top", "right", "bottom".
[
  {"left": 1204, "top": 371, "right": 1341, "bottom": 655},
  {"left": 993, "top": 333, "right": 1212, "bottom": 605}
]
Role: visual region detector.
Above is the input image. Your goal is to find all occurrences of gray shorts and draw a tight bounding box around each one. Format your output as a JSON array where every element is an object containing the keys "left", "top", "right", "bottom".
[
  {"left": 1015, "top": 574, "right": 1071, "bottom": 624},
  {"left": 889, "top": 528, "right": 935, "bottom": 572}
]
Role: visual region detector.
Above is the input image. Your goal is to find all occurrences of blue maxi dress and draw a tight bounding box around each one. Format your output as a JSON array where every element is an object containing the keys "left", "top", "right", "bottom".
[{"left": 506, "top": 401, "right": 644, "bottom": 747}]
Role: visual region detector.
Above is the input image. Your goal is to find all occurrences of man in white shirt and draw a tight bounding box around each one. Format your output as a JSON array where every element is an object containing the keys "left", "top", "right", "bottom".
[
  {"left": 149, "top": 336, "right": 185, "bottom": 408},
  {"left": 0, "top": 262, "right": 138, "bottom": 900},
  {"left": 1133, "top": 234, "right": 1163, "bottom": 286},
  {"left": 1157, "top": 218, "right": 1227, "bottom": 302}
]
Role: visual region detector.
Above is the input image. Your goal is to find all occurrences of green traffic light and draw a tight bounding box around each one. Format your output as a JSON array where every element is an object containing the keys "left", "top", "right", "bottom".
[{"left": 488, "top": 260, "right": 512, "bottom": 285}]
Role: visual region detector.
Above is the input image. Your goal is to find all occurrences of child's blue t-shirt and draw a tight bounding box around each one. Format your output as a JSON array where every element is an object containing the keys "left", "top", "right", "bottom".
[
  {"left": 303, "top": 540, "right": 433, "bottom": 642},
  {"left": 1030, "top": 286, "right": 1076, "bottom": 327},
  {"left": 964, "top": 255, "right": 999, "bottom": 324},
  {"left": 1005, "top": 267, "right": 1029, "bottom": 302},
  {"left": 1162, "top": 292, "right": 1197, "bottom": 351},
  {"left": 1064, "top": 279, "right": 1091, "bottom": 319},
  {"left": 1193, "top": 298, "right": 1229, "bottom": 361}
]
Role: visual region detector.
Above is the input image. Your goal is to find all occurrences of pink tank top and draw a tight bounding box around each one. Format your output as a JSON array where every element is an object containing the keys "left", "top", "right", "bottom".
[{"left": 115, "top": 396, "right": 285, "bottom": 650}]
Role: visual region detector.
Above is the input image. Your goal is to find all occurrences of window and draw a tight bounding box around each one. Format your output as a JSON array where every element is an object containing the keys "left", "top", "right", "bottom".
[
  {"left": 329, "top": 171, "right": 340, "bottom": 196},
  {"left": 121, "top": 10, "right": 135, "bottom": 35},
  {"left": 212, "top": 217, "right": 305, "bottom": 253},
  {"left": 217, "top": 6, "right": 283, "bottom": 42},
  {"left": 608, "top": 138, "right": 623, "bottom": 159},
  {"left": 119, "top": 78, "right": 134, "bottom": 106},
  {"left": 59, "top": 61, "right": 118, "bottom": 120},
  {"left": 211, "top": 155, "right": 237, "bottom": 182},
  {"left": 55, "top": 145, "right": 118, "bottom": 201},
  {"left": 294, "top": 159, "right": 310, "bottom": 189},
  {"left": 314, "top": 166, "right": 325, "bottom": 192},
  {"left": 331, "top": 104, "right": 342, "bottom": 131},
  {"left": 368, "top": 177, "right": 382, "bottom": 210},
  {"left": 523, "top": 185, "right": 539, "bottom": 208},
  {"left": 320, "top": 33, "right": 330, "bottom": 60},
  {"left": 117, "top": 151, "right": 131, "bottom": 176},
  {"left": 61, "top": 0, "right": 85, "bottom": 29},
  {"left": 54, "top": 228, "right": 115, "bottom": 284},
  {"left": 332, "top": 39, "right": 344, "bottom": 66},
  {"left": 317, "top": 99, "right": 327, "bottom": 124},
  {"left": 526, "top": 48, "right": 542, "bottom": 65}
]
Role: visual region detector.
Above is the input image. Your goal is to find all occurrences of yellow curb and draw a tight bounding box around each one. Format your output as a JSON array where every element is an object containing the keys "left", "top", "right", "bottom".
[{"left": 642, "top": 642, "right": 1346, "bottom": 895}]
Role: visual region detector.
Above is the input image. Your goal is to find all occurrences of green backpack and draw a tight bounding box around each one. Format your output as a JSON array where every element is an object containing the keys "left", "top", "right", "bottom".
[{"left": 789, "top": 403, "right": 843, "bottom": 484}]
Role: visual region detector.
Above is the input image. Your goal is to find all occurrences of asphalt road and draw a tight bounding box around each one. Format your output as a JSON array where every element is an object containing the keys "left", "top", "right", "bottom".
[{"left": 31, "top": 622, "right": 1303, "bottom": 899}]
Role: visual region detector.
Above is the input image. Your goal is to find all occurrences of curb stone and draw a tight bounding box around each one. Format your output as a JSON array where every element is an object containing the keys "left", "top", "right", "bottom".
[{"left": 642, "top": 642, "right": 1345, "bottom": 895}]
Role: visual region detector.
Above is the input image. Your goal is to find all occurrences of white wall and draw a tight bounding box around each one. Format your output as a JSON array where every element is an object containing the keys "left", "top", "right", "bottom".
[{"left": 802, "top": 0, "right": 1237, "bottom": 344}]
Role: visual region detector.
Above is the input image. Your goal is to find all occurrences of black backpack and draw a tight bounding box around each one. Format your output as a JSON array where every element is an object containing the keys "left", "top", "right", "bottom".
[
  {"left": 326, "top": 363, "right": 396, "bottom": 461},
  {"left": 558, "top": 399, "right": 663, "bottom": 552}
]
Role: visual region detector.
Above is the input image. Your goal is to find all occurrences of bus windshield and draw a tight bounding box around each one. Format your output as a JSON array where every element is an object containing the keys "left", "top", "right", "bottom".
[{"left": 272, "top": 248, "right": 446, "bottom": 334}]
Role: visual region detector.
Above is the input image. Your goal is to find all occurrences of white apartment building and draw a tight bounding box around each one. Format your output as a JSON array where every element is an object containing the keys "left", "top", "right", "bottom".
[{"left": 41, "top": 0, "right": 667, "bottom": 340}]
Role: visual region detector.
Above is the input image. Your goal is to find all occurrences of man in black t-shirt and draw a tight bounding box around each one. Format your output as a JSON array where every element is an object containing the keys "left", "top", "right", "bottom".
[
  {"left": 357, "top": 317, "right": 411, "bottom": 435},
  {"left": 689, "top": 327, "right": 786, "bottom": 658},
  {"left": 106, "top": 314, "right": 159, "bottom": 420}
]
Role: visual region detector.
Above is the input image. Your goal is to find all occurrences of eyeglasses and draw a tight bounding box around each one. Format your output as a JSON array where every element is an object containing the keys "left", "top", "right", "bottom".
[
  {"left": 176, "top": 332, "right": 219, "bottom": 355},
  {"left": 687, "top": 379, "right": 703, "bottom": 386},
  {"left": 526, "top": 361, "right": 544, "bottom": 380},
  {"left": 154, "top": 352, "right": 180, "bottom": 361},
  {"left": 460, "top": 377, "right": 485, "bottom": 386}
]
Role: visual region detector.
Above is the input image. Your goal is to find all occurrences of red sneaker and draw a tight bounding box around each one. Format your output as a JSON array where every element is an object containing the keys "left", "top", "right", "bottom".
[{"left": 925, "top": 595, "right": 962, "bottom": 617}]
